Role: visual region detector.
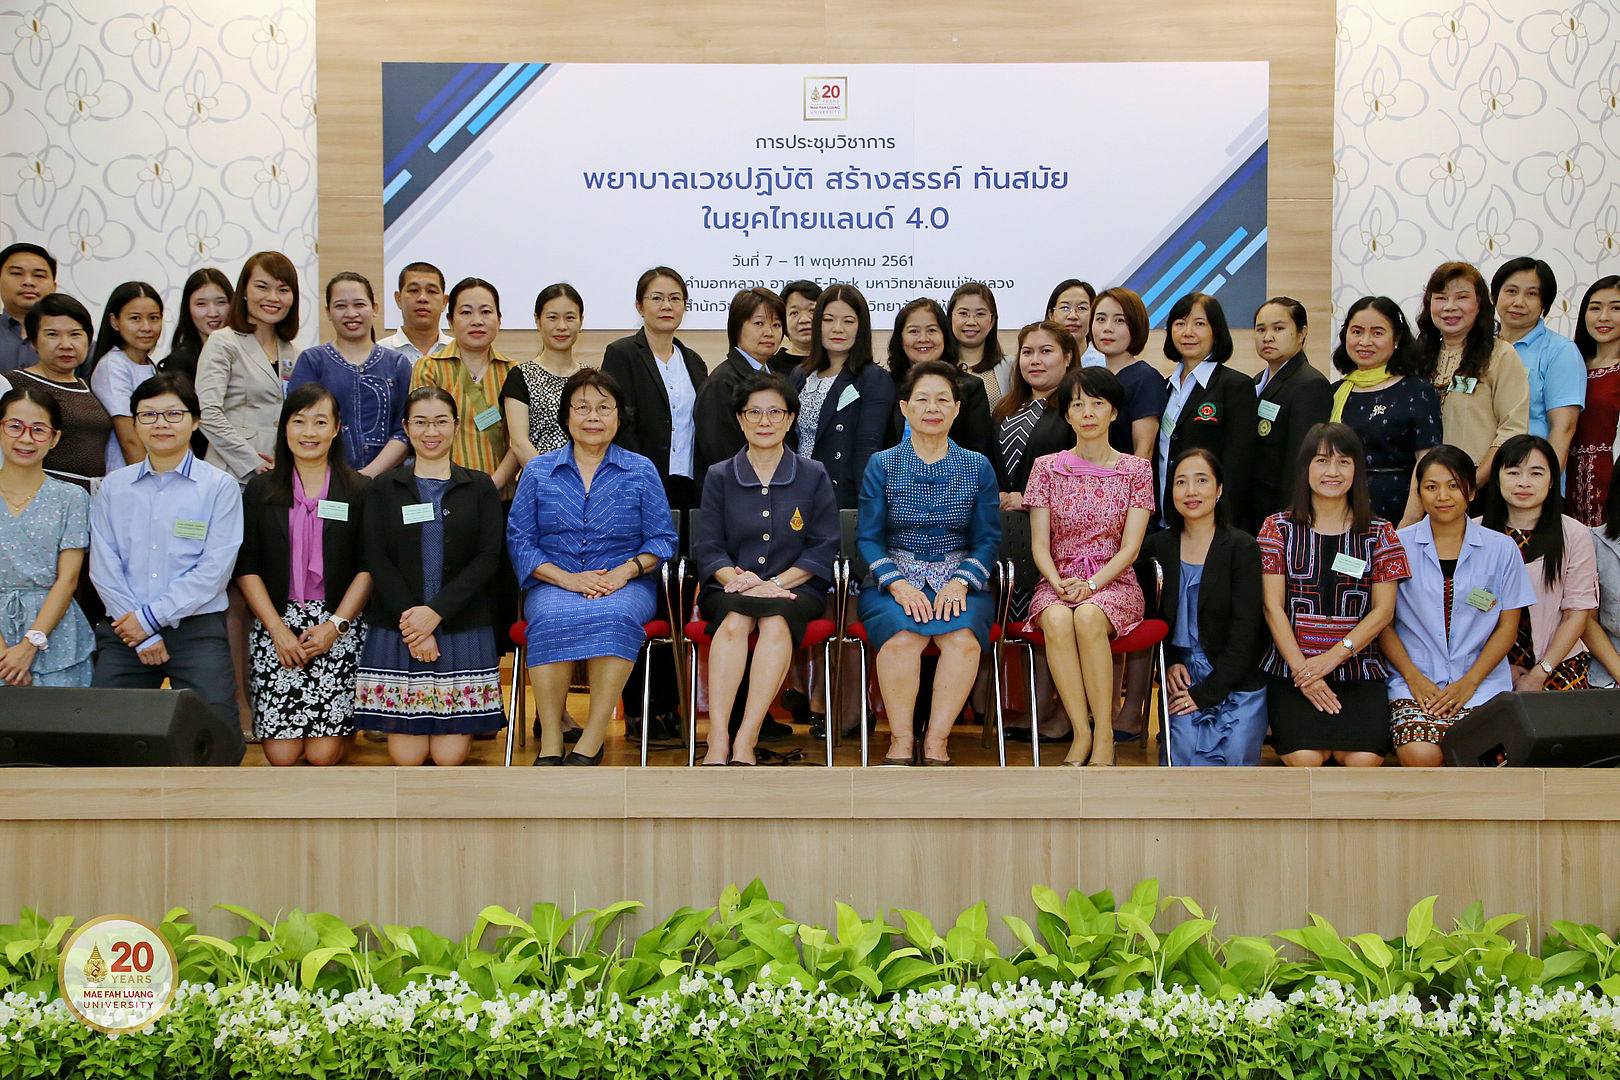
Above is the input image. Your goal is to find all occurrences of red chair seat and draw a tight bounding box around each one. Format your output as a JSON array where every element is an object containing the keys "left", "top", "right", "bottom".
[
  {"left": 846, "top": 622, "right": 1000, "bottom": 653},
  {"left": 1010, "top": 617, "right": 1168, "bottom": 654},
  {"left": 684, "top": 618, "right": 835, "bottom": 648},
  {"left": 509, "top": 620, "right": 528, "bottom": 646}
]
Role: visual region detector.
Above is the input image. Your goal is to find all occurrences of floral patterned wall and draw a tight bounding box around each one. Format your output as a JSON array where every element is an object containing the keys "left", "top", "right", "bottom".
[
  {"left": 1335, "top": 0, "right": 1620, "bottom": 336},
  {"left": 0, "top": 1, "right": 317, "bottom": 345}
]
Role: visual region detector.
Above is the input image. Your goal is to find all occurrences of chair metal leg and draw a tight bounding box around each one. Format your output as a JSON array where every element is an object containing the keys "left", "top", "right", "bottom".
[
  {"left": 516, "top": 644, "right": 526, "bottom": 750},
  {"left": 1023, "top": 642, "right": 1041, "bottom": 768},
  {"left": 638, "top": 640, "right": 652, "bottom": 768},
  {"left": 1157, "top": 639, "right": 1172, "bottom": 768},
  {"left": 821, "top": 639, "right": 835, "bottom": 767},
  {"left": 505, "top": 642, "right": 524, "bottom": 766},
  {"left": 984, "top": 641, "right": 997, "bottom": 767},
  {"left": 855, "top": 640, "right": 869, "bottom": 767},
  {"left": 686, "top": 641, "right": 700, "bottom": 767}
]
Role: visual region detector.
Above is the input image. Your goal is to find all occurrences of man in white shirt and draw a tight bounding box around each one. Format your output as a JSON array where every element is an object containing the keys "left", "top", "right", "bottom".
[{"left": 378, "top": 261, "right": 452, "bottom": 362}]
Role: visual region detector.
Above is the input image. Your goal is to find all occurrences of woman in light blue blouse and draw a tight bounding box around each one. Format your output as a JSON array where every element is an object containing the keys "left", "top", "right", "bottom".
[
  {"left": 857, "top": 360, "right": 1000, "bottom": 766},
  {"left": 0, "top": 387, "right": 94, "bottom": 687},
  {"left": 507, "top": 368, "right": 678, "bottom": 766},
  {"left": 287, "top": 272, "right": 413, "bottom": 476}
]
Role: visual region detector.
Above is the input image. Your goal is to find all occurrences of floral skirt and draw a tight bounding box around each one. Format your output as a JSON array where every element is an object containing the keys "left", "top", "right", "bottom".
[
  {"left": 354, "top": 623, "right": 504, "bottom": 735},
  {"left": 249, "top": 601, "right": 364, "bottom": 740}
]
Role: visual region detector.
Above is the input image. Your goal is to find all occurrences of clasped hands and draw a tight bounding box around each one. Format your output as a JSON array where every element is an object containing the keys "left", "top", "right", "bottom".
[
  {"left": 112, "top": 610, "right": 169, "bottom": 667},
  {"left": 1291, "top": 651, "right": 1342, "bottom": 714},
  {"left": 724, "top": 570, "right": 797, "bottom": 599},
  {"left": 400, "top": 605, "right": 442, "bottom": 663},
  {"left": 269, "top": 619, "right": 344, "bottom": 669},
  {"left": 563, "top": 562, "right": 639, "bottom": 599},
  {"left": 889, "top": 578, "right": 969, "bottom": 624}
]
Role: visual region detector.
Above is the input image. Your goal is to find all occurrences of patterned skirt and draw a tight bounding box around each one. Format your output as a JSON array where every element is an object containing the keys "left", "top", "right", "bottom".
[
  {"left": 1389, "top": 698, "right": 1472, "bottom": 748},
  {"left": 354, "top": 623, "right": 505, "bottom": 735},
  {"left": 249, "top": 601, "right": 364, "bottom": 740}
]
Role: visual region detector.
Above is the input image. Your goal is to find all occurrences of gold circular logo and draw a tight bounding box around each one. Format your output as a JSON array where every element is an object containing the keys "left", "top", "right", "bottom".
[
  {"left": 1257, "top": 418, "right": 1273, "bottom": 436},
  {"left": 58, "top": 915, "right": 177, "bottom": 1033}
]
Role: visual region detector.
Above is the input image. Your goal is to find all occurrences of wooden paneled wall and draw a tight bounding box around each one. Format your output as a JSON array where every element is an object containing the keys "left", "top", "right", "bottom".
[
  {"left": 317, "top": 0, "right": 1334, "bottom": 373},
  {"left": 5, "top": 769, "right": 1617, "bottom": 945}
]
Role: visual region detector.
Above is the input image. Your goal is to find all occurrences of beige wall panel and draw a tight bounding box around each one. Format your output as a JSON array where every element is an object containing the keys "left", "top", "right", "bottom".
[
  {"left": 849, "top": 766, "right": 1082, "bottom": 819},
  {"left": 1543, "top": 774, "right": 1620, "bottom": 821},
  {"left": 1308, "top": 768, "right": 1545, "bottom": 821},
  {"left": 1076, "top": 819, "right": 1311, "bottom": 938},
  {"left": 1081, "top": 767, "right": 1312, "bottom": 819},
  {"left": 624, "top": 819, "right": 870, "bottom": 931},
  {"left": 1306, "top": 820, "right": 1543, "bottom": 939},
  {"left": 393, "top": 819, "right": 626, "bottom": 932},
  {"left": 164, "top": 820, "right": 397, "bottom": 937},
  {"left": 859, "top": 819, "right": 1082, "bottom": 946},
  {"left": 0, "top": 771, "right": 164, "bottom": 821},
  {"left": 0, "top": 822, "right": 166, "bottom": 922},
  {"left": 398, "top": 768, "right": 627, "bottom": 819},
  {"left": 161, "top": 767, "right": 397, "bottom": 819},
  {"left": 317, "top": 0, "right": 1335, "bottom": 354},
  {"left": 1538, "top": 822, "right": 1620, "bottom": 934},
  {"left": 626, "top": 768, "right": 852, "bottom": 818}
]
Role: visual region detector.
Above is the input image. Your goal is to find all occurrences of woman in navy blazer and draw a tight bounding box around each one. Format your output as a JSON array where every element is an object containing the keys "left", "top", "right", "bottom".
[
  {"left": 600, "top": 266, "right": 707, "bottom": 510},
  {"left": 1154, "top": 293, "right": 1259, "bottom": 531},
  {"left": 788, "top": 284, "right": 895, "bottom": 508},
  {"left": 693, "top": 373, "right": 838, "bottom": 764}
]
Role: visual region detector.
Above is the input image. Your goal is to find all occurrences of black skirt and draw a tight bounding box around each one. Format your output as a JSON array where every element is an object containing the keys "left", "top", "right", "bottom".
[
  {"left": 698, "top": 586, "right": 828, "bottom": 646},
  {"left": 1265, "top": 675, "right": 1391, "bottom": 755}
]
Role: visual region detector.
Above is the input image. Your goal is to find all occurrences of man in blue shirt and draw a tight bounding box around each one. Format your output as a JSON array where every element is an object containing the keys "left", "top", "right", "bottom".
[
  {"left": 89, "top": 372, "right": 245, "bottom": 754},
  {"left": 1493, "top": 257, "right": 1585, "bottom": 469},
  {"left": 0, "top": 243, "right": 56, "bottom": 375}
]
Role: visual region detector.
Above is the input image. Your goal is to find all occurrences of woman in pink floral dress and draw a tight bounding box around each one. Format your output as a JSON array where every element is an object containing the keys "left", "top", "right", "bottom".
[{"left": 1023, "top": 367, "right": 1155, "bottom": 766}]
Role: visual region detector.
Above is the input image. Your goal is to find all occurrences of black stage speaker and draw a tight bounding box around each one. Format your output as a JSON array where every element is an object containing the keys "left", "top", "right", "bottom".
[
  {"left": 0, "top": 688, "right": 244, "bottom": 766},
  {"left": 1441, "top": 690, "right": 1620, "bottom": 767}
]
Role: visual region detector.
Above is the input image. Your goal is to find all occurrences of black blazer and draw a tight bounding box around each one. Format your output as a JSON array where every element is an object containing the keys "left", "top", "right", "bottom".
[
  {"left": 361, "top": 464, "right": 504, "bottom": 635},
  {"left": 1251, "top": 353, "right": 1333, "bottom": 529},
  {"left": 235, "top": 468, "right": 369, "bottom": 613},
  {"left": 885, "top": 368, "right": 998, "bottom": 473},
  {"left": 692, "top": 348, "right": 760, "bottom": 482},
  {"left": 1001, "top": 398, "right": 1073, "bottom": 494},
  {"left": 788, "top": 361, "right": 896, "bottom": 508},
  {"left": 1134, "top": 525, "right": 1266, "bottom": 708},
  {"left": 1156, "top": 364, "right": 1260, "bottom": 532},
  {"left": 601, "top": 329, "right": 707, "bottom": 483}
]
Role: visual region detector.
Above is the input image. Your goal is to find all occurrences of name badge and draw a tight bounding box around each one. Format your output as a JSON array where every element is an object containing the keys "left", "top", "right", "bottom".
[
  {"left": 1159, "top": 411, "right": 1176, "bottom": 437},
  {"left": 1257, "top": 400, "right": 1281, "bottom": 422},
  {"left": 173, "top": 518, "right": 208, "bottom": 540},
  {"left": 474, "top": 405, "right": 502, "bottom": 430},
  {"left": 1465, "top": 587, "right": 1498, "bottom": 612},
  {"left": 1449, "top": 375, "right": 1478, "bottom": 395},
  {"left": 837, "top": 384, "right": 861, "bottom": 410},
  {"left": 401, "top": 503, "right": 436, "bottom": 525},
  {"left": 1331, "top": 551, "right": 1368, "bottom": 578},
  {"left": 317, "top": 500, "right": 349, "bottom": 522}
]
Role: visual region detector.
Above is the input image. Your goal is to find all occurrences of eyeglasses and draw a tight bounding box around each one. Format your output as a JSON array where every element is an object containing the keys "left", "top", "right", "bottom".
[
  {"left": 741, "top": 407, "right": 790, "bottom": 423},
  {"left": 643, "top": 293, "right": 685, "bottom": 307},
  {"left": 407, "top": 417, "right": 456, "bottom": 431},
  {"left": 1, "top": 419, "right": 54, "bottom": 440},
  {"left": 1055, "top": 304, "right": 1089, "bottom": 316},
  {"left": 569, "top": 403, "right": 618, "bottom": 417},
  {"left": 134, "top": 409, "right": 191, "bottom": 425}
]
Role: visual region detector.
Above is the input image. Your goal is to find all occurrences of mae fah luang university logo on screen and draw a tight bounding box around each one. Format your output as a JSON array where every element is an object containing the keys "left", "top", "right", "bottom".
[
  {"left": 805, "top": 76, "right": 847, "bottom": 120},
  {"left": 58, "top": 914, "right": 178, "bottom": 1034}
]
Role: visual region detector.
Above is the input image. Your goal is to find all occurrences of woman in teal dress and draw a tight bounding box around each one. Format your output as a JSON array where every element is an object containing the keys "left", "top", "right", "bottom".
[
  {"left": 857, "top": 360, "right": 1000, "bottom": 766},
  {"left": 0, "top": 387, "right": 95, "bottom": 687}
]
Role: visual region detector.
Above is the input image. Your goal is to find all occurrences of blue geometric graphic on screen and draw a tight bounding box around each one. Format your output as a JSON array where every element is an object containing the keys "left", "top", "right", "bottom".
[
  {"left": 382, "top": 62, "right": 549, "bottom": 229},
  {"left": 1123, "top": 142, "right": 1268, "bottom": 329}
]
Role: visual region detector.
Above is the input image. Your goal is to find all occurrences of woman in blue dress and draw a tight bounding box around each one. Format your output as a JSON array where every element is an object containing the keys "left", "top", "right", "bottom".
[
  {"left": 857, "top": 360, "right": 1000, "bottom": 766},
  {"left": 1135, "top": 448, "right": 1268, "bottom": 765},
  {"left": 507, "top": 368, "right": 678, "bottom": 765},
  {"left": 286, "top": 272, "right": 414, "bottom": 476},
  {"left": 0, "top": 387, "right": 95, "bottom": 688}
]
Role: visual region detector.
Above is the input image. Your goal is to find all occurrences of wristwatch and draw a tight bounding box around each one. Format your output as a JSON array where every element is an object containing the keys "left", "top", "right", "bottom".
[
  {"left": 328, "top": 616, "right": 353, "bottom": 636},
  {"left": 1084, "top": 578, "right": 1097, "bottom": 592},
  {"left": 1538, "top": 659, "right": 1555, "bottom": 675},
  {"left": 1339, "top": 636, "right": 1356, "bottom": 653},
  {"left": 23, "top": 629, "right": 47, "bottom": 650},
  {"left": 770, "top": 575, "right": 783, "bottom": 587}
]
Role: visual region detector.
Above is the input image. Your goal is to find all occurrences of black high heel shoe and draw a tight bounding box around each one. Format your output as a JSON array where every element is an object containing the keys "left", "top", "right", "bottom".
[
  {"left": 532, "top": 753, "right": 564, "bottom": 766},
  {"left": 562, "top": 745, "right": 604, "bottom": 766}
]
